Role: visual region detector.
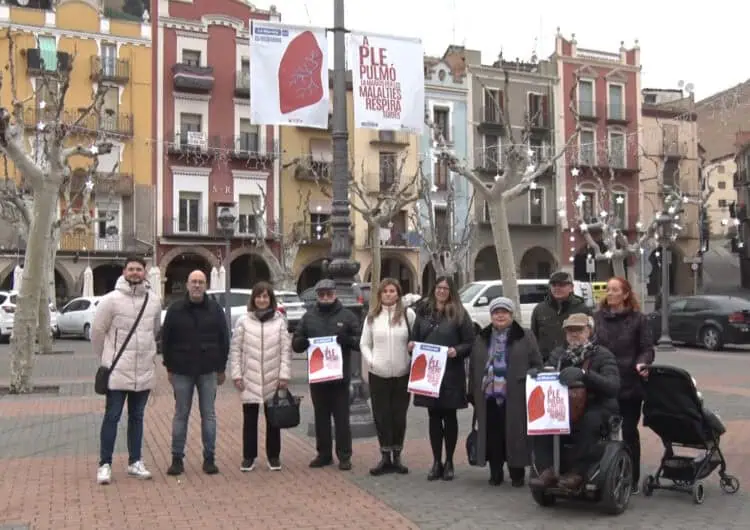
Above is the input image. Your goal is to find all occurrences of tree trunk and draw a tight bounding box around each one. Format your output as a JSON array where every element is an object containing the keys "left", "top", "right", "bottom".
[
  {"left": 10, "top": 183, "right": 57, "bottom": 393},
  {"left": 489, "top": 198, "right": 520, "bottom": 313},
  {"left": 430, "top": 253, "right": 447, "bottom": 278},
  {"left": 36, "top": 244, "right": 57, "bottom": 354},
  {"left": 369, "top": 224, "right": 382, "bottom": 287}
]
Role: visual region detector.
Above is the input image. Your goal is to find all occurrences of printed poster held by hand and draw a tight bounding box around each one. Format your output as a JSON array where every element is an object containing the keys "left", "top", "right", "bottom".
[
  {"left": 526, "top": 373, "right": 571, "bottom": 436},
  {"left": 407, "top": 342, "right": 448, "bottom": 398},
  {"left": 307, "top": 336, "right": 343, "bottom": 384}
]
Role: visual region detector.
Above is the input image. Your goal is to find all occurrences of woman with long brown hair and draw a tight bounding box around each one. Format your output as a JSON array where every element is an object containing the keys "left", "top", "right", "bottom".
[
  {"left": 229, "top": 282, "right": 291, "bottom": 472},
  {"left": 360, "top": 278, "right": 416, "bottom": 476},
  {"left": 593, "top": 276, "right": 654, "bottom": 494},
  {"left": 409, "top": 276, "right": 475, "bottom": 481}
]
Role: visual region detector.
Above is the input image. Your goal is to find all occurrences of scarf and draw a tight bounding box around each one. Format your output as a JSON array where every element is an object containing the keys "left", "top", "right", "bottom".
[
  {"left": 482, "top": 327, "right": 509, "bottom": 404},
  {"left": 254, "top": 308, "right": 275, "bottom": 322},
  {"left": 564, "top": 341, "right": 594, "bottom": 367}
]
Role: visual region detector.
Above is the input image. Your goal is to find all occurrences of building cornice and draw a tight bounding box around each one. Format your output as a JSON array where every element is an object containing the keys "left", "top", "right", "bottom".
[
  {"left": 171, "top": 166, "right": 211, "bottom": 177},
  {"left": 232, "top": 169, "right": 268, "bottom": 180},
  {"left": 174, "top": 91, "right": 211, "bottom": 102},
  {"left": 0, "top": 21, "right": 151, "bottom": 46},
  {"left": 160, "top": 15, "right": 251, "bottom": 39},
  {"left": 558, "top": 57, "right": 641, "bottom": 72}
]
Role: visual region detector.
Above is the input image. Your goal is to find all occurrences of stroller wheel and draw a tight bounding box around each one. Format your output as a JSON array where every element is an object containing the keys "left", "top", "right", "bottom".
[
  {"left": 642, "top": 475, "right": 656, "bottom": 497},
  {"left": 720, "top": 475, "right": 740, "bottom": 494},
  {"left": 692, "top": 482, "right": 705, "bottom": 504}
]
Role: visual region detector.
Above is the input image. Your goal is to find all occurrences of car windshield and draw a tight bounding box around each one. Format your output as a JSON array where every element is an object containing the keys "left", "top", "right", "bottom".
[{"left": 459, "top": 283, "right": 485, "bottom": 303}]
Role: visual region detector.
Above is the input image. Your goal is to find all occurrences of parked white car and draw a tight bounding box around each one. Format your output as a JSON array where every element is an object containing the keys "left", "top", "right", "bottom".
[
  {"left": 0, "top": 290, "right": 57, "bottom": 342},
  {"left": 275, "top": 290, "right": 306, "bottom": 331},
  {"left": 460, "top": 279, "right": 594, "bottom": 330},
  {"left": 55, "top": 296, "right": 102, "bottom": 340}
]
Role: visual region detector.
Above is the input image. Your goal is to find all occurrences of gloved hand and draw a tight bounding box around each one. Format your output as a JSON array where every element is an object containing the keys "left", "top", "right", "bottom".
[
  {"left": 559, "top": 366, "right": 585, "bottom": 386},
  {"left": 298, "top": 338, "right": 310, "bottom": 350},
  {"left": 336, "top": 332, "right": 349, "bottom": 347},
  {"left": 527, "top": 368, "right": 540, "bottom": 379}
]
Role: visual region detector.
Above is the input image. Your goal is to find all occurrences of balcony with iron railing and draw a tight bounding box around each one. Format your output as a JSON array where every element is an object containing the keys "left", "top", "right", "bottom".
[
  {"left": 527, "top": 109, "right": 550, "bottom": 130},
  {"left": 59, "top": 231, "right": 137, "bottom": 252},
  {"left": 295, "top": 159, "right": 331, "bottom": 181},
  {"left": 663, "top": 139, "right": 688, "bottom": 159},
  {"left": 167, "top": 131, "right": 209, "bottom": 155},
  {"left": 172, "top": 63, "right": 215, "bottom": 93},
  {"left": 162, "top": 216, "right": 276, "bottom": 239},
  {"left": 235, "top": 71, "right": 250, "bottom": 97},
  {"left": 578, "top": 99, "right": 598, "bottom": 121},
  {"left": 23, "top": 108, "right": 134, "bottom": 137},
  {"left": 475, "top": 151, "right": 501, "bottom": 174},
  {"left": 93, "top": 172, "right": 134, "bottom": 197},
  {"left": 90, "top": 56, "right": 130, "bottom": 83},
  {"left": 477, "top": 105, "right": 505, "bottom": 131},
  {"left": 366, "top": 228, "right": 416, "bottom": 248}
]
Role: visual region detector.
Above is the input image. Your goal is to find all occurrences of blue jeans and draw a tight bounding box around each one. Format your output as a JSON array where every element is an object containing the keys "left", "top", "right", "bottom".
[
  {"left": 171, "top": 372, "right": 218, "bottom": 460},
  {"left": 99, "top": 390, "right": 151, "bottom": 466}
]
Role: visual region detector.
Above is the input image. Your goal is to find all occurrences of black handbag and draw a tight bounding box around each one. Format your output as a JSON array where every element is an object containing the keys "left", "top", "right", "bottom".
[
  {"left": 94, "top": 292, "right": 150, "bottom": 395},
  {"left": 466, "top": 408, "right": 480, "bottom": 466},
  {"left": 265, "top": 389, "right": 302, "bottom": 429}
]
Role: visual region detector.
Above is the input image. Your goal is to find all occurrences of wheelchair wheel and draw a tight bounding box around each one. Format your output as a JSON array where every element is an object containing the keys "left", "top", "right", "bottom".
[
  {"left": 600, "top": 448, "right": 633, "bottom": 515},
  {"left": 531, "top": 489, "right": 556, "bottom": 508}
]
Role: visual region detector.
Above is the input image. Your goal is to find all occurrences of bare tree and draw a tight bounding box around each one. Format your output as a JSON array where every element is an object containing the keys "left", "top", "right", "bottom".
[
  {"left": 411, "top": 167, "right": 475, "bottom": 279},
  {"left": 310, "top": 153, "right": 421, "bottom": 287},
  {"left": 429, "top": 70, "right": 579, "bottom": 311},
  {"left": 0, "top": 30, "right": 112, "bottom": 392},
  {"left": 570, "top": 136, "right": 713, "bottom": 283}
]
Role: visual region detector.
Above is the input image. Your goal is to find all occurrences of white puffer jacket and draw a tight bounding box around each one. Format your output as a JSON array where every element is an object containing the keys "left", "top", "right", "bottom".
[
  {"left": 229, "top": 311, "right": 292, "bottom": 404},
  {"left": 360, "top": 306, "right": 415, "bottom": 379},
  {"left": 91, "top": 276, "right": 162, "bottom": 392}
]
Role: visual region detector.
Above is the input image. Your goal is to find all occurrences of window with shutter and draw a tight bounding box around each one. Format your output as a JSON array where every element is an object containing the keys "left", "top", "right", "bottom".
[{"left": 238, "top": 194, "right": 260, "bottom": 234}]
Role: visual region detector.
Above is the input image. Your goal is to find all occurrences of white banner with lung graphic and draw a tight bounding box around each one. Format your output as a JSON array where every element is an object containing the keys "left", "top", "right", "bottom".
[
  {"left": 349, "top": 32, "right": 424, "bottom": 133},
  {"left": 249, "top": 21, "right": 330, "bottom": 128}
]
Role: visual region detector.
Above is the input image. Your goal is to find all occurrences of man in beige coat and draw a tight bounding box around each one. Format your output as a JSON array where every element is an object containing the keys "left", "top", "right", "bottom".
[{"left": 92, "top": 256, "right": 162, "bottom": 485}]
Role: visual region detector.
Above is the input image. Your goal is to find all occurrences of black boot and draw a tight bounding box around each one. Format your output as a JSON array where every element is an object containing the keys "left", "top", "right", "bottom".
[
  {"left": 488, "top": 464, "right": 504, "bottom": 486},
  {"left": 427, "top": 461, "right": 444, "bottom": 481},
  {"left": 391, "top": 450, "right": 409, "bottom": 474},
  {"left": 166, "top": 456, "right": 184, "bottom": 476},
  {"left": 369, "top": 451, "right": 392, "bottom": 476},
  {"left": 442, "top": 461, "right": 455, "bottom": 481}
]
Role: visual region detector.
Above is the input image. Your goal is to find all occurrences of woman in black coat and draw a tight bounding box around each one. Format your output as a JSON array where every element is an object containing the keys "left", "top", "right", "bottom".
[{"left": 409, "top": 276, "right": 475, "bottom": 481}]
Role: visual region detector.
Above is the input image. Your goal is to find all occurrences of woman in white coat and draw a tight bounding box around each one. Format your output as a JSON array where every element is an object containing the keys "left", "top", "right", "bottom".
[
  {"left": 230, "top": 282, "right": 291, "bottom": 472},
  {"left": 360, "top": 278, "right": 415, "bottom": 476}
]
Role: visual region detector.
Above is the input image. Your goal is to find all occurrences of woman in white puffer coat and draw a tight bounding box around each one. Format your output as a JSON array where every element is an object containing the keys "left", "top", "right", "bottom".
[
  {"left": 360, "top": 278, "right": 415, "bottom": 477},
  {"left": 230, "top": 282, "right": 291, "bottom": 472}
]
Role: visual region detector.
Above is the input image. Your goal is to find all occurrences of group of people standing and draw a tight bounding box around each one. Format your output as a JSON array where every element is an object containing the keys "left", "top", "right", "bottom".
[{"left": 91, "top": 255, "right": 653, "bottom": 494}]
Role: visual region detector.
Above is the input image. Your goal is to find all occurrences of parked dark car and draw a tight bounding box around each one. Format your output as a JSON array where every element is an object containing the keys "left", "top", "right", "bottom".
[{"left": 648, "top": 295, "right": 750, "bottom": 351}]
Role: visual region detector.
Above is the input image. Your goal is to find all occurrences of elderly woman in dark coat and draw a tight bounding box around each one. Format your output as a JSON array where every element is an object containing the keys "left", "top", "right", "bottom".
[
  {"left": 409, "top": 276, "right": 475, "bottom": 482},
  {"left": 469, "top": 297, "right": 543, "bottom": 487}
]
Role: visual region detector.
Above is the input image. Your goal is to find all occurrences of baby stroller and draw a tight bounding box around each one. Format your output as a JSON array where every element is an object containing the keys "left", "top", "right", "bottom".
[{"left": 640, "top": 364, "right": 740, "bottom": 504}]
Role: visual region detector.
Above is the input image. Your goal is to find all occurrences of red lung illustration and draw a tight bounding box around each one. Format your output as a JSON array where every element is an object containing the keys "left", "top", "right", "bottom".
[
  {"left": 278, "top": 31, "right": 324, "bottom": 114},
  {"left": 309, "top": 347, "right": 324, "bottom": 374},
  {"left": 410, "top": 354, "right": 427, "bottom": 382},
  {"left": 528, "top": 385, "right": 545, "bottom": 423}
]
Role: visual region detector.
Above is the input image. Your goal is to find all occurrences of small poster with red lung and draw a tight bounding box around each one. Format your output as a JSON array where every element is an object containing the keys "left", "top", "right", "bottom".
[
  {"left": 526, "top": 373, "right": 571, "bottom": 436},
  {"left": 307, "top": 336, "right": 343, "bottom": 384},
  {"left": 250, "top": 21, "right": 330, "bottom": 128},
  {"left": 407, "top": 343, "right": 448, "bottom": 398}
]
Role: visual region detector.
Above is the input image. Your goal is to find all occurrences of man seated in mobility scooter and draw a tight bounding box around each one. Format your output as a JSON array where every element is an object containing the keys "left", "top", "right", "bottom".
[{"left": 528, "top": 313, "right": 627, "bottom": 503}]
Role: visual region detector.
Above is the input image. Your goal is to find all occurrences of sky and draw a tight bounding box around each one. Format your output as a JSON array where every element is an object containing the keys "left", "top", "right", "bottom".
[{"left": 265, "top": 0, "right": 747, "bottom": 101}]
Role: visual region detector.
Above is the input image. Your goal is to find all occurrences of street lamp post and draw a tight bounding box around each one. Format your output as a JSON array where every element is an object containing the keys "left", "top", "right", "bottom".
[
  {"left": 217, "top": 207, "right": 236, "bottom": 332},
  {"left": 305, "top": 0, "right": 375, "bottom": 439},
  {"left": 656, "top": 212, "right": 675, "bottom": 351}
]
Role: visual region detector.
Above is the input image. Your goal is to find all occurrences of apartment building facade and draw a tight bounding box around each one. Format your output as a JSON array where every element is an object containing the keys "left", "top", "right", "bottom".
[
  {"left": 0, "top": 0, "right": 152, "bottom": 301},
  {"left": 153, "top": 0, "right": 281, "bottom": 301}
]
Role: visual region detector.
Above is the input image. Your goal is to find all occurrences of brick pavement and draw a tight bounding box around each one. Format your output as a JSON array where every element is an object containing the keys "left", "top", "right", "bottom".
[{"left": 0, "top": 342, "right": 749, "bottom": 528}]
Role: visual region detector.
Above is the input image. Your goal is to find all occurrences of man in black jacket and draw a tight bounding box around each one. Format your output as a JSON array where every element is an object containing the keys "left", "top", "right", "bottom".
[
  {"left": 529, "top": 313, "right": 620, "bottom": 491},
  {"left": 162, "top": 270, "right": 229, "bottom": 476},
  {"left": 292, "top": 279, "right": 361, "bottom": 470},
  {"left": 530, "top": 271, "right": 591, "bottom": 362}
]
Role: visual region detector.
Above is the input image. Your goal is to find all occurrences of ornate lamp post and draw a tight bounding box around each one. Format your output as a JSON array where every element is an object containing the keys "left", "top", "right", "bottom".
[
  {"left": 217, "top": 206, "right": 236, "bottom": 331},
  {"left": 656, "top": 211, "right": 675, "bottom": 351}
]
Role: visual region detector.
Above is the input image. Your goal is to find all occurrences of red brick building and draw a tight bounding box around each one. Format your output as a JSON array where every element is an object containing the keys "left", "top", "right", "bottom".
[
  {"left": 552, "top": 31, "right": 642, "bottom": 280},
  {"left": 152, "top": 0, "right": 282, "bottom": 301}
]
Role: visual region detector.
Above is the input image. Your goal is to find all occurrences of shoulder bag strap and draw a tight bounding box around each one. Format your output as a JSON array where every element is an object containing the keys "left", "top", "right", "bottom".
[
  {"left": 110, "top": 292, "right": 150, "bottom": 372},
  {"left": 405, "top": 308, "right": 414, "bottom": 337}
]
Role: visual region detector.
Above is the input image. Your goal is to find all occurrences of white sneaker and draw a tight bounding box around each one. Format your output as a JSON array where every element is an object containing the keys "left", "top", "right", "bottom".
[
  {"left": 97, "top": 464, "right": 112, "bottom": 485},
  {"left": 127, "top": 460, "right": 153, "bottom": 480}
]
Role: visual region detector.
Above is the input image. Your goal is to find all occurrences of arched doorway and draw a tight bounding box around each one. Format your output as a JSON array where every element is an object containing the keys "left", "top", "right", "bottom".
[
  {"left": 474, "top": 246, "right": 500, "bottom": 281},
  {"left": 422, "top": 262, "right": 436, "bottom": 296},
  {"left": 573, "top": 242, "right": 625, "bottom": 282},
  {"left": 0, "top": 265, "right": 71, "bottom": 305},
  {"left": 164, "top": 252, "right": 212, "bottom": 303},
  {"left": 365, "top": 257, "right": 416, "bottom": 294},
  {"left": 230, "top": 253, "right": 271, "bottom": 289},
  {"left": 93, "top": 264, "right": 122, "bottom": 295},
  {"left": 297, "top": 258, "right": 326, "bottom": 293},
  {"left": 520, "top": 247, "right": 556, "bottom": 279},
  {"left": 647, "top": 246, "right": 678, "bottom": 296}
]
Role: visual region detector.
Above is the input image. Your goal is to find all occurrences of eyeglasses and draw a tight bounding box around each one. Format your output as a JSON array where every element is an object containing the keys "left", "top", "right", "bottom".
[
  {"left": 317, "top": 290, "right": 335, "bottom": 298},
  {"left": 565, "top": 326, "right": 586, "bottom": 333},
  {"left": 435, "top": 286, "right": 450, "bottom": 292}
]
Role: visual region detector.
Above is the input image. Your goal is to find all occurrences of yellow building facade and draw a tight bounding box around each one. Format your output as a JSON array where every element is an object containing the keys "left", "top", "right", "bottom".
[
  {"left": 279, "top": 86, "right": 422, "bottom": 294},
  {"left": 0, "top": 0, "right": 152, "bottom": 299},
  {"left": 640, "top": 91, "right": 701, "bottom": 295}
]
